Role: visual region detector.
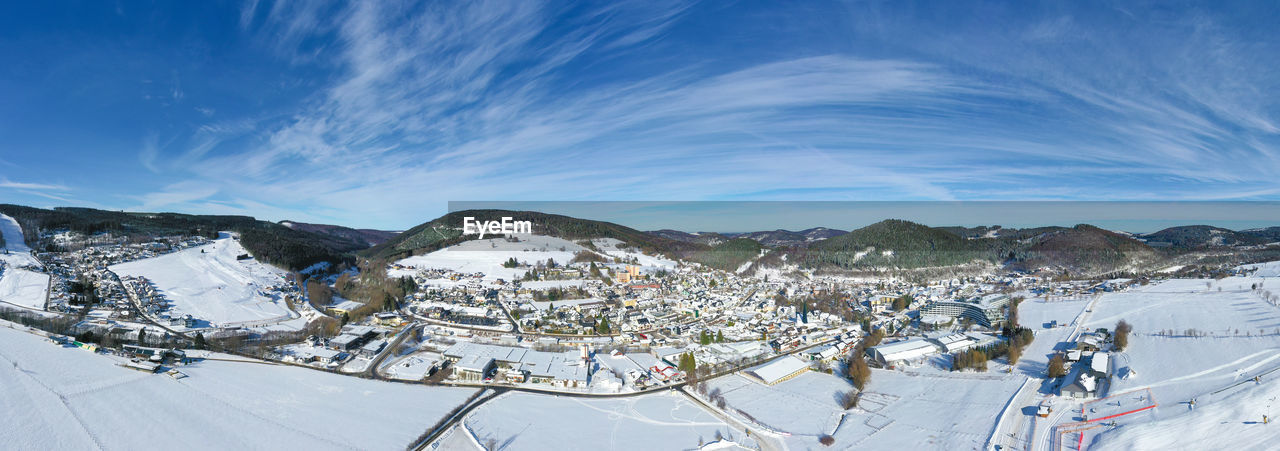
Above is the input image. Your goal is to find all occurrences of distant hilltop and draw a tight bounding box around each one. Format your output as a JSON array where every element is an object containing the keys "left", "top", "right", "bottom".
[{"left": 4, "top": 203, "right": 1278, "bottom": 279}]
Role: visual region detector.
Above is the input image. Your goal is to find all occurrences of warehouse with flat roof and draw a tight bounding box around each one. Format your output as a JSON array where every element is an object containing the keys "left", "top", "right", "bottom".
[
  {"left": 745, "top": 355, "right": 810, "bottom": 385},
  {"left": 867, "top": 338, "right": 939, "bottom": 366}
]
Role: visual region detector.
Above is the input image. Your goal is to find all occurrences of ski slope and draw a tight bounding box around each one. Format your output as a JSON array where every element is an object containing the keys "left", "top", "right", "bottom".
[
  {"left": 1050, "top": 268, "right": 1280, "bottom": 448},
  {"left": 0, "top": 266, "right": 49, "bottom": 310},
  {"left": 0, "top": 213, "right": 40, "bottom": 267},
  {"left": 0, "top": 323, "right": 478, "bottom": 450},
  {"left": 0, "top": 213, "right": 48, "bottom": 310},
  {"left": 1092, "top": 376, "right": 1280, "bottom": 449},
  {"left": 109, "top": 233, "right": 293, "bottom": 327}
]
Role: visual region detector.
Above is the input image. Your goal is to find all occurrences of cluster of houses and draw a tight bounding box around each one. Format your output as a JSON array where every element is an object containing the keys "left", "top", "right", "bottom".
[
  {"left": 1062, "top": 352, "right": 1112, "bottom": 398},
  {"left": 1058, "top": 328, "right": 1116, "bottom": 398}
]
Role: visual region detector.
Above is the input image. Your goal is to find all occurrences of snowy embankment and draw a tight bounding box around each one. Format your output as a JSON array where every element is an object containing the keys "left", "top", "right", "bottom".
[
  {"left": 0, "top": 213, "right": 49, "bottom": 310},
  {"left": 110, "top": 233, "right": 295, "bottom": 328},
  {"left": 0, "top": 324, "right": 478, "bottom": 450},
  {"left": 447, "top": 391, "right": 752, "bottom": 450}
]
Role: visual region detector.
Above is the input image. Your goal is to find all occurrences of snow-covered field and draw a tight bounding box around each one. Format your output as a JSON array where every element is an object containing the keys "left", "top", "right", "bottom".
[
  {"left": 0, "top": 323, "right": 479, "bottom": 450},
  {"left": 529, "top": 297, "right": 605, "bottom": 311},
  {"left": 520, "top": 279, "right": 586, "bottom": 289},
  {"left": 392, "top": 235, "right": 583, "bottom": 281},
  {"left": 707, "top": 369, "right": 1022, "bottom": 449},
  {"left": 1018, "top": 296, "right": 1093, "bottom": 330},
  {"left": 110, "top": 233, "right": 295, "bottom": 327},
  {"left": 589, "top": 238, "right": 679, "bottom": 269},
  {"left": 390, "top": 235, "right": 679, "bottom": 281},
  {"left": 448, "top": 391, "right": 753, "bottom": 450},
  {"left": 705, "top": 372, "right": 852, "bottom": 447}
]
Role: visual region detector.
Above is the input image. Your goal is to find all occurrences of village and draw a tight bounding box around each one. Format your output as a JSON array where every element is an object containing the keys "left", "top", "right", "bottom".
[{"left": 5, "top": 214, "right": 1280, "bottom": 450}]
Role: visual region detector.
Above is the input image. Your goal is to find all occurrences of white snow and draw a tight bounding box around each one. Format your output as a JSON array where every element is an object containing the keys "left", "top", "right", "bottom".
[
  {"left": 1093, "top": 376, "right": 1280, "bottom": 449},
  {"left": 454, "top": 391, "right": 752, "bottom": 450},
  {"left": 708, "top": 369, "right": 1023, "bottom": 449},
  {"left": 1051, "top": 268, "right": 1280, "bottom": 448},
  {"left": 383, "top": 351, "right": 442, "bottom": 381},
  {"left": 109, "top": 233, "right": 295, "bottom": 328},
  {"left": 0, "top": 214, "right": 48, "bottom": 310},
  {"left": 0, "top": 323, "right": 478, "bottom": 450},
  {"left": 520, "top": 279, "right": 586, "bottom": 289},
  {"left": 0, "top": 267, "right": 49, "bottom": 310},
  {"left": 529, "top": 297, "right": 605, "bottom": 311},
  {"left": 1242, "top": 260, "right": 1280, "bottom": 278},
  {"left": 392, "top": 235, "right": 582, "bottom": 280},
  {"left": 589, "top": 238, "right": 679, "bottom": 269},
  {"left": 0, "top": 213, "right": 40, "bottom": 268}
]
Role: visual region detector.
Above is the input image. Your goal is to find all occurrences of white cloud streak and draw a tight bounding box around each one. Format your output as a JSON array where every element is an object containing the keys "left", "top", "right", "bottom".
[{"left": 130, "top": 1, "right": 1280, "bottom": 228}]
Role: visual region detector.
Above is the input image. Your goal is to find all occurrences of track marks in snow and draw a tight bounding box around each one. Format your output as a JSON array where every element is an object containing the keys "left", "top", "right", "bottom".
[{"left": 0, "top": 348, "right": 104, "bottom": 450}]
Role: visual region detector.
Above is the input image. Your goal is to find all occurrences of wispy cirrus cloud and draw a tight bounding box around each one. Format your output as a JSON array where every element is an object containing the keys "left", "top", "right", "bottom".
[
  {"left": 120, "top": 1, "right": 1280, "bottom": 228},
  {"left": 0, "top": 178, "right": 70, "bottom": 191}
]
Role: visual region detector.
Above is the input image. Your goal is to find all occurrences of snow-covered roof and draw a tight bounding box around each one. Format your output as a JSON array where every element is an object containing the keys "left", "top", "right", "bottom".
[
  {"left": 455, "top": 354, "right": 494, "bottom": 373},
  {"left": 1090, "top": 352, "right": 1109, "bottom": 374},
  {"left": 1079, "top": 373, "right": 1096, "bottom": 392},
  {"left": 331, "top": 300, "right": 364, "bottom": 311},
  {"left": 869, "top": 338, "right": 938, "bottom": 362},
  {"left": 747, "top": 355, "right": 809, "bottom": 385},
  {"left": 330, "top": 334, "right": 360, "bottom": 347}
]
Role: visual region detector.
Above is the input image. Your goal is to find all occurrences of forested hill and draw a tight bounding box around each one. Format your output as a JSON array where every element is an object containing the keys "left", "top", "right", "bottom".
[
  {"left": 1140, "top": 225, "right": 1271, "bottom": 249},
  {"left": 803, "top": 219, "right": 1007, "bottom": 268},
  {"left": 774, "top": 220, "right": 1166, "bottom": 274},
  {"left": 688, "top": 238, "right": 764, "bottom": 272},
  {"left": 280, "top": 220, "right": 398, "bottom": 248},
  {"left": 0, "top": 204, "right": 354, "bottom": 271},
  {"left": 364, "top": 209, "right": 709, "bottom": 261}
]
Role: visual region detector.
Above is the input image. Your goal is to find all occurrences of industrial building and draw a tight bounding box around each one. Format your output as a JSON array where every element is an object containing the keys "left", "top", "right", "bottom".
[
  {"left": 443, "top": 342, "right": 591, "bottom": 387},
  {"left": 929, "top": 332, "right": 1000, "bottom": 354},
  {"left": 866, "top": 338, "right": 939, "bottom": 367}
]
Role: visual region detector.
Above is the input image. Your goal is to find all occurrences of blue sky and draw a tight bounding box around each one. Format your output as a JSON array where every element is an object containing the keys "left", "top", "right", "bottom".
[{"left": 2, "top": 1, "right": 1279, "bottom": 230}]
